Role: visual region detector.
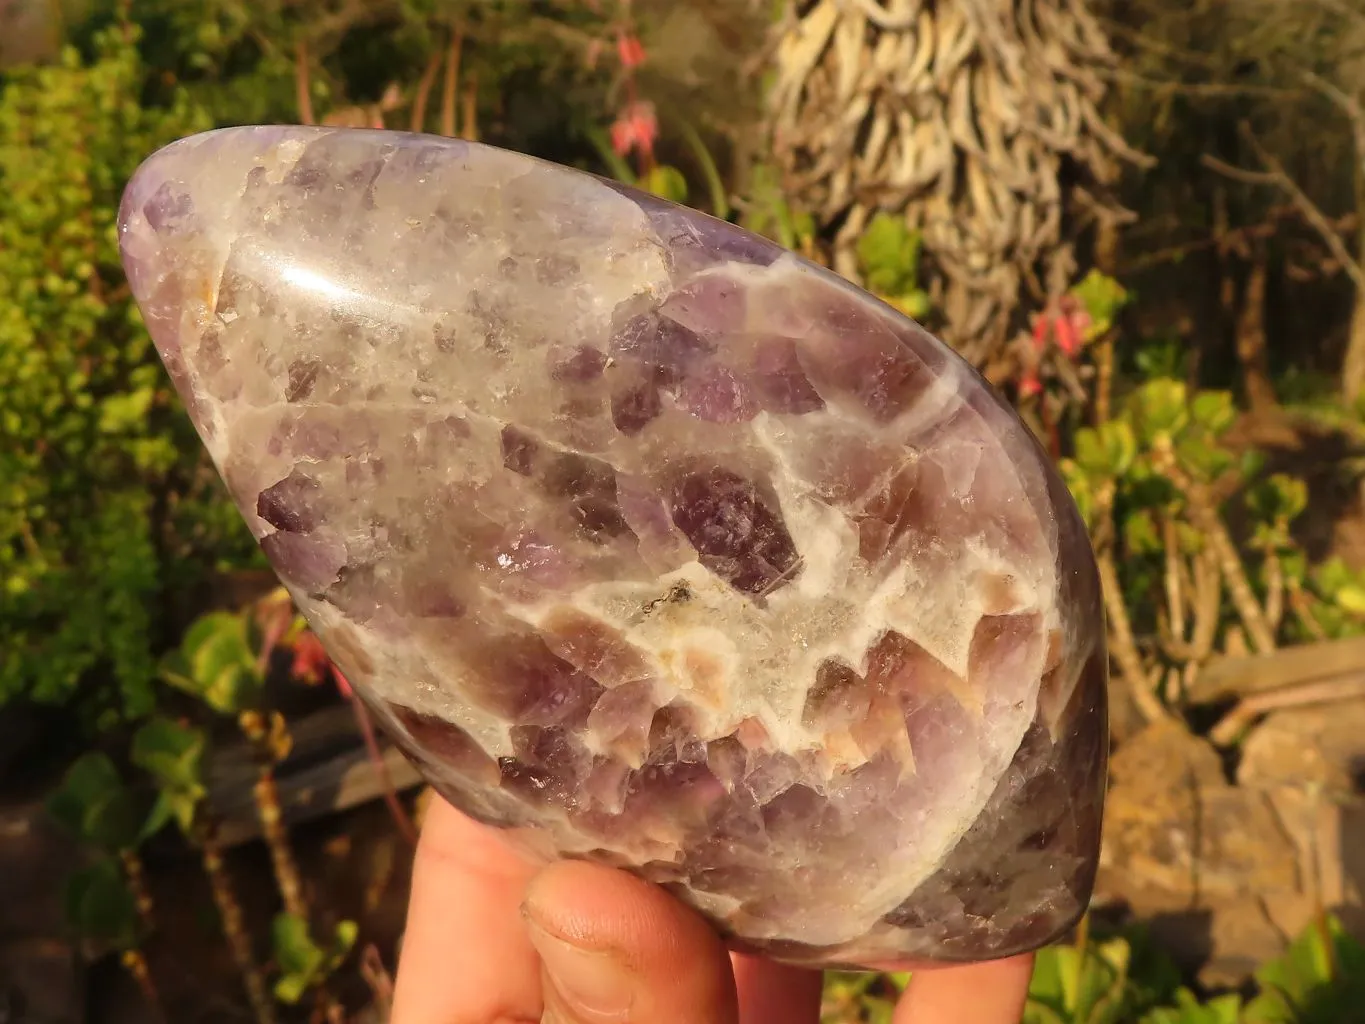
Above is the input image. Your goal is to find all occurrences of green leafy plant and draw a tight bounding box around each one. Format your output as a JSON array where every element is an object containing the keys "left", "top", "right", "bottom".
[
  {"left": 739, "top": 163, "right": 817, "bottom": 255},
  {"left": 1243, "top": 915, "right": 1365, "bottom": 1023},
  {"left": 1070, "top": 270, "right": 1132, "bottom": 343},
  {"left": 65, "top": 858, "right": 142, "bottom": 952},
  {"left": 271, "top": 914, "right": 358, "bottom": 1005},
  {"left": 0, "top": 23, "right": 256, "bottom": 726},
  {"left": 48, "top": 751, "right": 151, "bottom": 857},
  {"left": 1025, "top": 937, "right": 1147, "bottom": 1024},
  {"left": 157, "top": 595, "right": 355, "bottom": 1013},
  {"left": 856, "top": 213, "right": 931, "bottom": 320},
  {"left": 132, "top": 714, "right": 277, "bottom": 1024},
  {"left": 160, "top": 610, "right": 265, "bottom": 716},
  {"left": 48, "top": 753, "right": 164, "bottom": 1019},
  {"left": 1140, "top": 990, "right": 1242, "bottom": 1024},
  {"left": 131, "top": 715, "right": 209, "bottom": 836}
]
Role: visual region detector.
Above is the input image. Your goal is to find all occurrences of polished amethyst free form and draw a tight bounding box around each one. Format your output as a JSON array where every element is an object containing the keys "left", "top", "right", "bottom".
[{"left": 118, "top": 125, "right": 1108, "bottom": 968}]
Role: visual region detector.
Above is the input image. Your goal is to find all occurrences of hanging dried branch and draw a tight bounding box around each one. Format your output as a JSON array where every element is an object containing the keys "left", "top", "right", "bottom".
[
  {"left": 764, "top": 0, "right": 1150, "bottom": 362},
  {"left": 1203, "top": 124, "right": 1365, "bottom": 291}
]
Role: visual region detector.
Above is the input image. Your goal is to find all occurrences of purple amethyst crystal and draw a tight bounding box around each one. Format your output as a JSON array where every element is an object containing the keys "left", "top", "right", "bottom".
[{"left": 118, "top": 125, "right": 1107, "bottom": 968}]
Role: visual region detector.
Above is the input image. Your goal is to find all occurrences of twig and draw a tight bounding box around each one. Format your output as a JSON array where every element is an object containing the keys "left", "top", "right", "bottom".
[
  {"left": 359, "top": 944, "right": 396, "bottom": 1021},
  {"left": 120, "top": 949, "right": 166, "bottom": 1024},
  {"left": 1154, "top": 444, "right": 1278, "bottom": 655},
  {"left": 200, "top": 822, "right": 276, "bottom": 1024},
  {"left": 1289, "top": 578, "right": 1329, "bottom": 640},
  {"left": 410, "top": 48, "right": 444, "bottom": 133},
  {"left": 1163, "top": 515, "right": 1186, "bottom": 642},
  {"left": 1190, "top": 550, "right": 1222, "bottom": 660},
  {"left": 1264, "top": 551, "right": 1285, "bottom": 631},
  {"left": 240, "top": 711, "right": 309, "bottom": 922},
  {"left": 1119, "top": 206, "right": 1358, "bottom": 275},
  {"left": 461, "top": 76, "right": 479, "bottom": 141},
  {"left": 119, "top": 850, "right": 156, "bottom": 931},
  {"left": 1204, "top": 124, "right": 1365, "bottom": 291},
  {"left": 440, "top": 27, "right": 464, "bottom": 139},
  {"left": 1208, "top": 675, "right": 1365, "bottom": 746},
  {"left": 1302, "top": 69, "right": 1365, "bottom": 177},
  {"left": 295, "top": 39, "right": 315, "bottom": 126},
  {"left": 1098, "top": 552, "right": 1172, "bottom": 723},
  {"left": 344, "top": 683, "right": 418, "bottom": 847}
]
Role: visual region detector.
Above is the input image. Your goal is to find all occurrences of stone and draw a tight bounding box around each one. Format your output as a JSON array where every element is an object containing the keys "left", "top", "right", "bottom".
[
  {"left": 1098, "top": 721, "right": 1298, "bottom": 903},
  {"left": 118, "top": 125, "right": 1108, "bottom": 968},
  {"left": 1238, "top": 705, "right": 1365, "bottom": 949},
  {"left": 1092, "top": 719, "right": 1364, "bottom": 988}
]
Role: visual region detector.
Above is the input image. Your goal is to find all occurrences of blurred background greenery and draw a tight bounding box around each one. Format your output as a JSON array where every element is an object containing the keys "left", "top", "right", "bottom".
[{"left": 3, "top": 0, "right": 1365, "bottom": 1021}]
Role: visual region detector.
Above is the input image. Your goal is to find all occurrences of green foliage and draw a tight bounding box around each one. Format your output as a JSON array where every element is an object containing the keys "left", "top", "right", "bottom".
[
  {"left": 47, "top": 751, "right": 149, "bottom": 853},
  {"left": 1302, "top": 557, "right": 1365, "bottom": 637},
  {"left": 271, "top": 913, "right": 358, "bottom": 1005},
  {"left": 1243, "top": 916, "right": 1365, "bottom": 1023},
  {"left": 1070, "top": 271, "right": 1132, "bottom": 342},
  {"left": 1025, "top": 937, "right": 1153, "bottom": 1024},
  {"left": 64, "top": 858, "right": 141, "bottom": 950},
  {"left": 1062, "top": 378, "right": 1246, "bottom": 532},
  {"left": 641, "top": 163, "right": 690, "bottom": 205},
  {"left": 1017, "top": 917, "right": 1365, "bottom": 1024},
  {"left": 739, "top": 163, "right": 816, "bottom": 253},
  {"left": 159, "top": 609, "right": 264, "bottom": 715},
  {"left": 0, "top": 25, "right": 255, "bottom": 724},
  {"left": 130, "top": 715, "right": 208, "bottom": 835},
  {"left": 856, "top": 213, "right": 931, "bottom": 320},
  {"left": 1141, "top": 990, "right": 1242, "bottom": 1024}
]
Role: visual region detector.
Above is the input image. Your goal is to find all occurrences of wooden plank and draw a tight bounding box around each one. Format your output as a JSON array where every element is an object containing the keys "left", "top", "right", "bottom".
[
  {"left": 203, "top": 704, "right": 424, "bottom": 848},
  {"left": 1186, "top": 635, "right": 1365, "bottom": 703}
]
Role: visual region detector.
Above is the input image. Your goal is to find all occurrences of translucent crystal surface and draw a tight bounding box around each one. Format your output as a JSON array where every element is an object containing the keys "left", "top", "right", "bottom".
[{"left": 118, "top": 126, "right": 1108, "bottom": 968}]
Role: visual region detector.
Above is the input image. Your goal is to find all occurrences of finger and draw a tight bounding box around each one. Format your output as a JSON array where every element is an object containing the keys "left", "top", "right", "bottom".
[
  {"left": 390, "top": 795, "right": 544, "bottom": 1024},
  {"left": 729, "top": 952, "right": 823, "bottom": 1024},
  {"left": 893, "top": 954, "right": 1034, "bottom": 1024},
  {"left": 523, "top": 860, "right": 740, "bottom": 1024}
]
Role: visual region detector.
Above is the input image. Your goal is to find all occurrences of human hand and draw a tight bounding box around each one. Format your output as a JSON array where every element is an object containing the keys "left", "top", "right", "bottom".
[{"left": 390, "top": 795, "right": 1035, "bottom": 1024}]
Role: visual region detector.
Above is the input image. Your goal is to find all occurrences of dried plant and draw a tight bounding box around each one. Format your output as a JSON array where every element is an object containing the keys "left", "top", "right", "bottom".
[{"left": 764, "top": 0, "right": 1148, "bottom": 363}]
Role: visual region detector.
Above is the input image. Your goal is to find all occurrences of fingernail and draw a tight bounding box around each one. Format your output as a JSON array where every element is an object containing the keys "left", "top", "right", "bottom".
[{"left": 526, "top": 921, "right": 635, "bottom": 1022}]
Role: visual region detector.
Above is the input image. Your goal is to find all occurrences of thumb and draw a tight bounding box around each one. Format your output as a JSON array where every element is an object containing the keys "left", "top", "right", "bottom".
[{"left": 522, "top": 860, "right": 739, "bottom": 1024}]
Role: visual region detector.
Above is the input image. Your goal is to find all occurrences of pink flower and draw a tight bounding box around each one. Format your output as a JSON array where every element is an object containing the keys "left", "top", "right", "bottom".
[
  {"left": 289, "top": 630, "right": 333, "bottom": 685},
  {"left": 610, "top": 101, "right": 657, "bottom": 157},
  {"left": 616, "top": 32, "right": 646, "bottom": 69},
  {"left": 1031, "top": 298, "right": 1091, "bottom": 359}
]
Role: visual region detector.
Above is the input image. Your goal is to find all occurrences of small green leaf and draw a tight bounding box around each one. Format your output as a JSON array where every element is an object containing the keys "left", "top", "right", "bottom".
[
  {"left": 641, "top": 164, "right": 688, "bottom": 204},
  {"left": 857, "top": 214, "right": 922, "bottom": 298},
  {"left": 1124, "top": 510, "right": 1162, "bottom": 555},
  {"left": 273, "top": 912, "right": 325, "bottom": 978},
  {"left": 1075, "top": 419, "right": 1137, "bottom": 479},
  {"left": 47, "top": 752, "right": 143, "bottom": 852},
  {"left": 894, "top": 289, "right": 932, "bottom": 320},
  {"left": 163, "top": 611, "right": 260, "bottom": 713},
  {"left": 331, "top": 919, "right": 359, "bottom": 959},
  {"left": 130, "top": 717, "right": 206, "bottom": 834},
  {"left": 1069, "top": 270, "right": 1130, "bottom": 339},
  {"left": 1316, "top": 556, "right": 1355, "bottom": 596},
  {"left": 1129, "top": 379, "right": 1190, "bottom": 445},
  {"left": 1243, "top": 914, "right": 1365, "bottom": 1023},
  {"left": 1059, "top": 460, "right": 1096, "bottom": 529},
  {"left": 273, "top": 970, "right": 311, "bottom": 1006},
  {"left": 64, "top": 859, "right": 139, "bottom": 949},
  {"left": 1189, "top": 391, "right": 1236, "bottom": 437}
]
